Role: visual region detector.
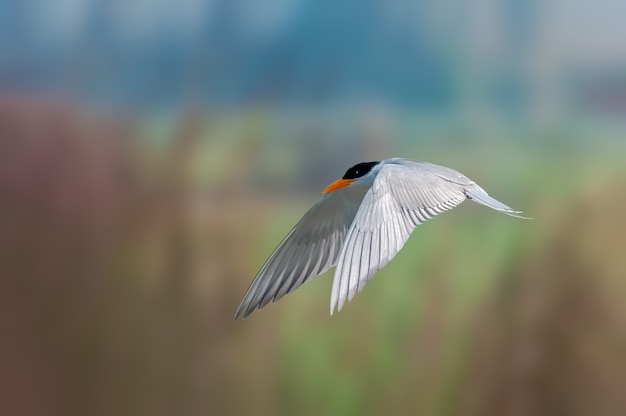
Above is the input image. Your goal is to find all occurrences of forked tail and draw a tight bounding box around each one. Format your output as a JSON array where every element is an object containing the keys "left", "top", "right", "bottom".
[{"left": 465, "top": 186, "right": 531, "bottom": 219}]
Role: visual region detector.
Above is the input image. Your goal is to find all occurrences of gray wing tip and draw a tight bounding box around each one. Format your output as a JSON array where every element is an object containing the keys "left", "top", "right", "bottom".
[
  {"left": 233, "top": 296, "right": 273, "bottom": 321},
  {"left": 233, "top": 303, "right": 252, "bottom": 321},
  {"left": 234, "top": 281, "right": 296, "bottom": 320},
  {"left": 233, "top": 289, "right": 269, "bottom": 321}
]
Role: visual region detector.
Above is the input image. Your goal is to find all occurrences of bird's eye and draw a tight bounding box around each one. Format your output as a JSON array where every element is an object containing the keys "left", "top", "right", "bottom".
[{"left": 342, "top": 161, "right": 379, "bottom": 179}]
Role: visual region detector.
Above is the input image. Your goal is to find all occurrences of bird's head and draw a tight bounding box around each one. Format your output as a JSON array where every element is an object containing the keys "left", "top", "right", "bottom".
[{"left": 323, "top": 161, "right": 381, "bottom": 193}]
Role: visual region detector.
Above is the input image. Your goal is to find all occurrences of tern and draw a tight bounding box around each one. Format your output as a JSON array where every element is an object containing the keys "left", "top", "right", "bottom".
[{"left": 234, "top": 158, "right": 527, "bottom": 320}]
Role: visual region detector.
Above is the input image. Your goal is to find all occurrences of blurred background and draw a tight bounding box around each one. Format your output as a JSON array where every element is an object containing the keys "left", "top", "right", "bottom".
[{"left": 1, "top": 0, "right": 626, "bottom": 415}]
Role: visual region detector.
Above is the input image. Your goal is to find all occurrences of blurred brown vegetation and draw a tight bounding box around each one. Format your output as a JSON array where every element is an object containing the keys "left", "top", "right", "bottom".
[
  {"left": 460, "top": 187, "right": 626, "bottom": 416},
  {"left": 1, "top": 99, "right": 625, "bottom": 416},
  {"left": 0, "top": 99, "right": 248, "bottom": 416}
]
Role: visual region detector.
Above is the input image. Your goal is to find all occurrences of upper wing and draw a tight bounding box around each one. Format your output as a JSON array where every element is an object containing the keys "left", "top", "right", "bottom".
[
  {"left": 234, "top": 184, "right": 368, "bottom": 319},
  {"left": 330, "top": 161, "right": 469, "bottom": 314}
]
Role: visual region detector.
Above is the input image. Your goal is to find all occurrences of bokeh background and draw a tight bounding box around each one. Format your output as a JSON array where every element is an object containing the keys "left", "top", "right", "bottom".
[{"left": 2, "top": 1, "right": 626, "bottom": 415}]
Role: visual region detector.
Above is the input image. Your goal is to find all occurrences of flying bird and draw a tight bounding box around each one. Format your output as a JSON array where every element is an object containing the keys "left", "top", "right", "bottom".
[{"left": 234, "top": 158, "right": 528, "bottom": 320}]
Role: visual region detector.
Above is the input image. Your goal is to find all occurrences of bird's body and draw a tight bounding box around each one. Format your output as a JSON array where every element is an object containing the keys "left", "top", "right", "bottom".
[{"left": 234, "top": 158, "right": 527, "bottom": 320}]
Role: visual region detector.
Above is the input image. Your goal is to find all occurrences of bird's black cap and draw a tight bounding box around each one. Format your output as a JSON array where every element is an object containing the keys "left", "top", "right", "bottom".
[{"left": 342, "top": 161, "right": 380, "bottom": 180}]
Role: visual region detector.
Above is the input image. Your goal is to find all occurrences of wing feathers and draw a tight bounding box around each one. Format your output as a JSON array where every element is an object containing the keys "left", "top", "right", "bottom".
[
  {"left": 237, "top": 158, "right": 528, "bottom": 319},
  {"left": 330, "top": 163, "right": 468, "bottom": 314},
  {"left": 235, "top": 186, "right": 367, "bottom": 320}
]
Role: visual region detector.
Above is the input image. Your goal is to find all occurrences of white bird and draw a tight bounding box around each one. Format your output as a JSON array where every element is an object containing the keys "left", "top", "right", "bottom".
[{"left": 234, "top": 158, "right": 528, "bottom": 320}]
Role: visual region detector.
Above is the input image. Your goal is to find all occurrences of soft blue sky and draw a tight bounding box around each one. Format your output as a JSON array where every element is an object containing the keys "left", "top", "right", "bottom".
[{"left": 0, "top": 0, "right": 624, "bottom": 121}]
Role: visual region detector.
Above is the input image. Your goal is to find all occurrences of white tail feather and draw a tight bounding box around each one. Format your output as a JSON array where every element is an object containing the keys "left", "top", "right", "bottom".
[{"left": 466, "top": 187, "right": 531, "bottom": 219}]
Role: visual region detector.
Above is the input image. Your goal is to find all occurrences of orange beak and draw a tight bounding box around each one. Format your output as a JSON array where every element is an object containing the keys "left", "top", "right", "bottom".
[{"left": 323, "top": 178, "right": 355, "bottom": 193}]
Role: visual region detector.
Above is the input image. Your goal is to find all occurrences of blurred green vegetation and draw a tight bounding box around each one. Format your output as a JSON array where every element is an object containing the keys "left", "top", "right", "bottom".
[{"left": 1, "top": 101, "right": 625, "bottom": 416}]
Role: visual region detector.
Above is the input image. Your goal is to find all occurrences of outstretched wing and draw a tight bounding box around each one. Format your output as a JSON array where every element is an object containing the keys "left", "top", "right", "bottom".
[
  {"left": 330, "top": 160, "right": 470, "bottom": 314},
  {"left": 235, "top": 184, "right": 368, "bottom": 319}
]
